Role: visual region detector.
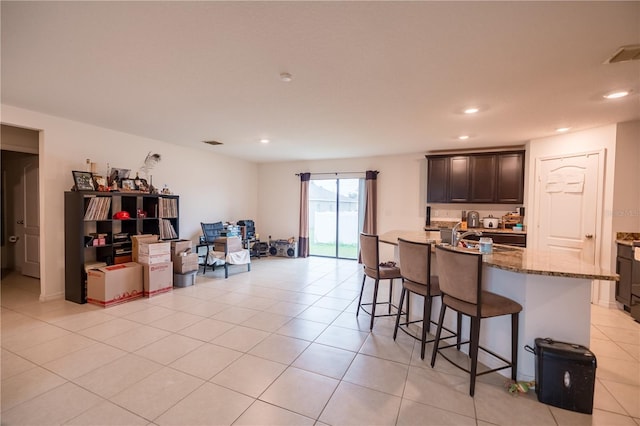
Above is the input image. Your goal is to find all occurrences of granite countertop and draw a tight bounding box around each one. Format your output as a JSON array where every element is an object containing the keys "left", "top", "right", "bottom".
[
  {"left": 481, "top": 247, "right": 617, "bottom": 281},
  {"left": 616, "top": 232, "right": 640, "bottom": 246},
  {"left": 379, "top": 230, "right": 618, "bottom": 281},
  {"left": 617, "top": 240, "right": 639, "bottom": 246}
]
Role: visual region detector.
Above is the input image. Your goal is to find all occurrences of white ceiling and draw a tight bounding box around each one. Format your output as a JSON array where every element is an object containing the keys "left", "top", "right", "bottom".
[{"left": 2, "top": 1, "right": 639, "bottom": 163}]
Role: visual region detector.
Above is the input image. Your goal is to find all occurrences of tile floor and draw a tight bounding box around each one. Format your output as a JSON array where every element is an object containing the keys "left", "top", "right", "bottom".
[{"left": 1, "top": 257, "right": 639, "bottom": 425}]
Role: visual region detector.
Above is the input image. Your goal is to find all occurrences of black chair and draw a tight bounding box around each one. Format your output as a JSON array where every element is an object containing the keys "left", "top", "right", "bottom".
[
  {"left": 198, "top": 222, "right": 224, "bottom": 274},
  {"left": 198, "top": 222, "right": 250, "bottom": 278},
  {"left": 430, "top": 244, "right": 522, "bottom": 396}
]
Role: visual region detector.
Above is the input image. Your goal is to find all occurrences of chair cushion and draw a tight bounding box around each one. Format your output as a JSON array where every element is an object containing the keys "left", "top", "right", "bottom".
[
  {"left": 207, "top": 249, "right": 251, "bottom": 265},
  {"left": 206, "top": 250, "right": 226, "bottom": 265},
  {"left": 227, "top": 250, "right": 250, "bottom": 265},
  {"left": 364, "top": 265, "right": 401, "bottom": 280},
  {"left": 403, "top": 276, "right": 441, "bottom": 297},
  {"left": 443, "top": 290, "right": 522, "bottom": 318}
]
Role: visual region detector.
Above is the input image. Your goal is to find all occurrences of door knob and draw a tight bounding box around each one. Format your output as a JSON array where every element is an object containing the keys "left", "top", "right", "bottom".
[
  {"left": 585, "top": 234, "right": 593, "bottom": 239},
  {"left": 16, "top": 220, "right": 24, "bottom": 224}
]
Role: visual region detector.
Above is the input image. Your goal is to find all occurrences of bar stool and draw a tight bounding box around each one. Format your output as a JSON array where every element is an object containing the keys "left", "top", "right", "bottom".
[
  {"left": 393, "top": 238, "right": 442, "bottom": 359},
  {"left": 357, "top": 232, "right": 402, "bottom": 330},
  {"left": 431, "top": 244, "right": 522, "bottom": 396}
]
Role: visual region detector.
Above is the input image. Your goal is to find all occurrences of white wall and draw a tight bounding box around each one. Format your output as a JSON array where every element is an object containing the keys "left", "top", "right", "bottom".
[
  {"left": 612, "top": 120, "right": 640, "bottom": 241},
  {"left": 257, "top": 153, "right": 428, "bottom": 260},
  {"left": 525, "top": 124, "right": 619, "bottom": 307},
  {"left": 1, "top": 105, "right": 258, "bottom": 301},
  {"left": 3, "top": 102, "right": 636, "bottom": 306}
]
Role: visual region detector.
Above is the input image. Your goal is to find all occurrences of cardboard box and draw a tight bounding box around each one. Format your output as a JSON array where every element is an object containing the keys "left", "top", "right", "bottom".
[
  {"left": 87, "top": 262, "right": 143, "bottom": 307},
  {"left": 139, "top": 241, "right": 171, "bottom": 255},
  {"left": 171, "top": 239, "right": 192, "bottom": 255},
  {"left": 213, "top": 236, "right": 243, "bottom": 253},
  {"left": 138, "top": 252, "right": 172, "bottom": 264},
  {"left": 131, "top": 235, "right": 159, "bottom": 262},
  {"left": 143, "top": 262, "right": 173, "bottom": 297},
  {"left": 172, "top": 252, "right": 199, "bottom": 273},
  {"left": 84, "top": 261, "right": 107, "bottom": 273}
]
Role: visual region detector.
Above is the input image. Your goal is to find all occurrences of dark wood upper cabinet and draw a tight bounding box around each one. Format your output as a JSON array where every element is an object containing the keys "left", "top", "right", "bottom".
[
  {"left": 496, "top": 152, "right": 524, "bottom": 203},
  {"left": 426, "top": 156, "right": 449, "bottom": 203},
  {"left": 449, "top": 156, "right": 470, "bottom": 202},
  {"left": 426, "top": 150, "right": 524, "bottom": 204},
  {"left": 470, "top": 154, "right": 497, "bottom": 203}
]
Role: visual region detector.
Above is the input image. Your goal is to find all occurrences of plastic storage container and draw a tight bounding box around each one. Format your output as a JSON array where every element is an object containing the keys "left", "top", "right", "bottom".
[
  {"left": 532, "top": 338, "right": 597, "bottom": 414},
  {"left": 479, "top": 237, "right": 493, "bottom": 254},
  {"left": 173, "top": 271, "right": 197, "bottom": 288}
]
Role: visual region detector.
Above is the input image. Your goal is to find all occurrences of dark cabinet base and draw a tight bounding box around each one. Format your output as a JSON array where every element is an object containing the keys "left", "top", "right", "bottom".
[{"left": 616, "top": 243, "right": 639, "bottom": 310}]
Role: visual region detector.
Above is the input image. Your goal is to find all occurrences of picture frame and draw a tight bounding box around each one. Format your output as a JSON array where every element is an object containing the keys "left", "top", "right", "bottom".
[
  {"left": 93, "top": 175, "right": 107, "bottom": 190},
  {"left": 108, "top": 168, "right": 130, "bottom": 186},
  {"left": 72, "top": 170, "right": 95, "bottom": 191},
  {"left": 120, "top": 179, "right": 135, "bottom": 191},
  {"left": 135, "top": 177, "right": 149, "bottom": 192}
]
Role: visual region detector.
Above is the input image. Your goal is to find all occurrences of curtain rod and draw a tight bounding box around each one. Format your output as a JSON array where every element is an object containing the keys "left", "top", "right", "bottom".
[{"left": 294, "top": 171, "right": 377, "bottom": 176}]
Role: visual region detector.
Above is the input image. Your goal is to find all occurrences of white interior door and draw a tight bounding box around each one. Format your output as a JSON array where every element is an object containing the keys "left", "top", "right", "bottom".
[
  {"left": 534, "top": 151, "right": 601, "bottom": 264},
  {"left": 21, "top": 157, "right": 40, "bottom": 278}
]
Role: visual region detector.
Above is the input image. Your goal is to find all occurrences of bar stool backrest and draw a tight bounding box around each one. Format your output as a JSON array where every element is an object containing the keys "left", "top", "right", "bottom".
[
  {"left": 360, "top": 233, "right": 381, "bottom": 278},
  {"left": 435, "top": 245, "right": 482, "bottom": 307},
  {"left": 398, "top": 238, "right": 431, "bottom": 286}
]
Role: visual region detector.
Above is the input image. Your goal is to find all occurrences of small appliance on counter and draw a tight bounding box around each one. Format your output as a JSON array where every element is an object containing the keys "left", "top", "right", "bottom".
[
  {"left": 466, "top": 211, "right": 480, "bottom": 228},
  {"left": 481, "top": 215, "right": 500, "bottom": 229}
]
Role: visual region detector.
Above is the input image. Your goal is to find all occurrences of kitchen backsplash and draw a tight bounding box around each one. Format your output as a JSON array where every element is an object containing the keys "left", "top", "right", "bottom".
[{"left": 616, "top": 232, "right": 640, "bottom": 241}]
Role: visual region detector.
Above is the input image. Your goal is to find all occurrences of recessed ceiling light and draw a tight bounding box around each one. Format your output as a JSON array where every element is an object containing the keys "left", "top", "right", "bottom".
[
  {"left": 260, "top": 138, "right": 270, "bottom": 144},
  {"left": 463, "top": 107, "right": 479, "bottom": 114},
  {"left": 603, "top": 90, "right": 630, "bottom": 99},
  {"left": 458, "top": 135, "right": 470, "bottom": 140},
  {"left": 280, "top": 72, "right": 293, "bottom": 82},
  {"left": 555, "top": 127, "right": 571, "bottom": 133}
]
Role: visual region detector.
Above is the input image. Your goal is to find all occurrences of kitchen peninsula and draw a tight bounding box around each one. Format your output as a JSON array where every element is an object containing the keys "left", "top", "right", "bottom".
[{"left": 379, "top": 230, "right": 618, "bottom": 380}]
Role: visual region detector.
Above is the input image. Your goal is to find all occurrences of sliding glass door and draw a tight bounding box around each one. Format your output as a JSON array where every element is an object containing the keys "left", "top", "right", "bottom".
[{"left": 308, "top": 178, "right": 363, "bottom": 259}]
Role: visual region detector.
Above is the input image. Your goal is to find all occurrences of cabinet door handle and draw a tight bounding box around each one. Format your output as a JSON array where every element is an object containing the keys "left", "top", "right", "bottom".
[{"left": 585, "top": 234, "right": 593, "bottom": 239}]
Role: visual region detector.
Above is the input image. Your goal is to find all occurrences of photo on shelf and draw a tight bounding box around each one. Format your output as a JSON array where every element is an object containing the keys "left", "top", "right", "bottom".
[
  {"left": 120, "top": 179, "right": 135, "bottom": 191},
  {"left": 72, "top": 170, "right": 95, "bottom": 191},
  {"left": 108, "top": 168, "right": 130, "bottom": 185},
  {"left": 93, "top": 175, "right": 107, "bottom": 190},
  {"left": 135, "top": 177, "right": 149, "bottom": 192}
]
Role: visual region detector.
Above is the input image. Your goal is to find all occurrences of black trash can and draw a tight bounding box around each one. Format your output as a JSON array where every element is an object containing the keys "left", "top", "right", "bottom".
[{"left": 532, "top": 338, "right": 597, "bottom": 414}]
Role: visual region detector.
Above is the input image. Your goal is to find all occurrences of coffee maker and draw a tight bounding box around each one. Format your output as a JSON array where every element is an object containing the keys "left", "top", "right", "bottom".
[{"left": 466, "top": 211, "right": 480, "bottom": 228}]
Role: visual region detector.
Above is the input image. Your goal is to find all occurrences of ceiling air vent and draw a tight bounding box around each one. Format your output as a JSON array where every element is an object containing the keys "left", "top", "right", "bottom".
[
  {"left": 604, "top": 44, "right": 640, "bottom": 64},
  {"left": 203, "top": 140, "right": 223, "bottom": 146}
]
